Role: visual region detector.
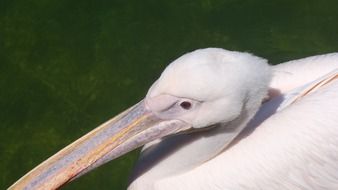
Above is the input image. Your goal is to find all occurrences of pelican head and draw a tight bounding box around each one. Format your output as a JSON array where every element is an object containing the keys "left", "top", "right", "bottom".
[
  {"left": 10, "top": 48, "right": 271, "bottom": 190},
  {"left": 146, "top": 48, "right": 270, "bottom": 128}
]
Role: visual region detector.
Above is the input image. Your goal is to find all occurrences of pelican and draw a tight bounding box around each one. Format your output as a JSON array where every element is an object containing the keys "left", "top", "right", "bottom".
[{"left": 9, "top": 48, "right": 338, "bottom": 190}]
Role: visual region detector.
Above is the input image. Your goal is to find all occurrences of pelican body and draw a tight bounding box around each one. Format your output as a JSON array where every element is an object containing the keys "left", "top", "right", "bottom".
[{"left": 9, "top": 48, "right": 338, "bottom": 190}]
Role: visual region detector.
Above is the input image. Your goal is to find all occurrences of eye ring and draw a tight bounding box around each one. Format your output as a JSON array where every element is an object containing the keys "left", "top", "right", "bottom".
[{"left": 180, "top": 101, "right": 192, "bottom": 110}]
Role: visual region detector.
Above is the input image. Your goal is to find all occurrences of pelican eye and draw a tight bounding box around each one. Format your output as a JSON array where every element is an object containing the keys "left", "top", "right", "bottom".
[{"left": 180, "top": 101, "right": 192, "bottom": 110}]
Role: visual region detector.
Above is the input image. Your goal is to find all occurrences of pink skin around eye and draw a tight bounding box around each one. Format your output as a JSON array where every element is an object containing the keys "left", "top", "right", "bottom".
[{"left": 145, "top": 94, "right": 179, "bottom": 112}]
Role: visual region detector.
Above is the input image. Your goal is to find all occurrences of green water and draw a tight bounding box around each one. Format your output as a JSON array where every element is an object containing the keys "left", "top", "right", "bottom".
[{"left": 1, "top": 0, "right": 338, "bottom": 189}]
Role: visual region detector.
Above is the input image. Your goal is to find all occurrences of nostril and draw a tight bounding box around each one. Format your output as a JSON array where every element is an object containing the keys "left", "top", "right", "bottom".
[{"left": 180, "top": 101, "right": 192, "bottom": 110}]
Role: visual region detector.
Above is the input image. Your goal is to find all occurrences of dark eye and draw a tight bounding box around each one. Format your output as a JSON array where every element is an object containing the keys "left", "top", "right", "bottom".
[{"left": 180, "top": 101, "right": 192, "bottom": 110}]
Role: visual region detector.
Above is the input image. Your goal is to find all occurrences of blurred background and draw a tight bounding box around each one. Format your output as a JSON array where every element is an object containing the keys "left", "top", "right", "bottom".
[{"left": 1, "top": 0, "right": 338, "bottom": 189}]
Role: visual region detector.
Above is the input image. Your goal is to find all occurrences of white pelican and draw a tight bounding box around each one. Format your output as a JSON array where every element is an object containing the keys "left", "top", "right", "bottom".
[{"left": 9, "top": 48, "right": 338, "bottom": 190}]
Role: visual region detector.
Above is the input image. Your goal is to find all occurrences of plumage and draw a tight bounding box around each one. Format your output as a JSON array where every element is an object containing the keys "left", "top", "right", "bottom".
[{"left": 129, "top": 50, "right": 338, "bottom": 190}]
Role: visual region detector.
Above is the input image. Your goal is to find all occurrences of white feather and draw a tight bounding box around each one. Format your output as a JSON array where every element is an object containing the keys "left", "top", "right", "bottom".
[{"left": 129, "top": 49, "right": 338, "bottom": 190}]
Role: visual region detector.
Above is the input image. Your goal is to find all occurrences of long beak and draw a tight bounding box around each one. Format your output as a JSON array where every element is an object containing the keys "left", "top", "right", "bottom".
[{"left": 9, "top": 100, "right": 191, "bottom": 190}]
